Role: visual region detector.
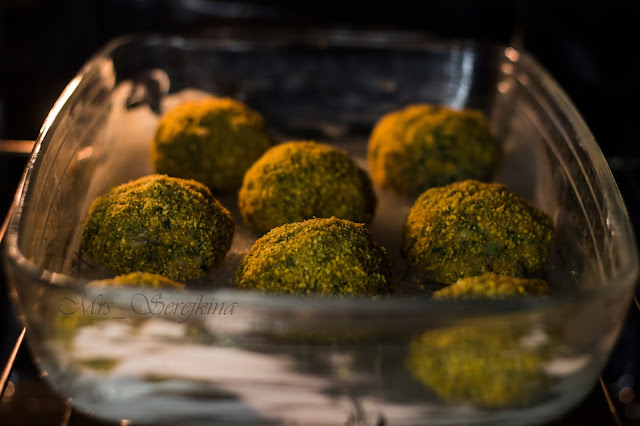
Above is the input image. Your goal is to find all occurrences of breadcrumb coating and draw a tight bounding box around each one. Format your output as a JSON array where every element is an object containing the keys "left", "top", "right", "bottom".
[
  {"left": 402, "top": 180, "right": 554, "bottom": 284},
  {"left": 407, "top": 325, "right": 551, "bottom": 407},
  {"left": 368, "top": 104, "right": 502, "bottom": 197},
  {"left": 433, "top": 272, "right": 549, "bottom": 300},
  {"left": 82, "top": 174, "right": 234, "bottom": 281},
  {"left": 239, "top": 141, "right": 376, "bottom": 234},
  {"left": 152, "top": 97, "right": 274, "bottom": 192},
  {"left": 235, "top": 217, "right": 390, "bottom": 295},
  {"left": 90, "top": 272, "right": 185, "bottom": 289}
]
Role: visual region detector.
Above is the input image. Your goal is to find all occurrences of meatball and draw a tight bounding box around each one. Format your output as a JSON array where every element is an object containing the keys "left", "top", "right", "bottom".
[
  {"left": 402, "top": 180, "right": 554, "bottom": 284},
  {"left": 238, "top": 141, "right": 376, "bottom": 234},
  {"left": 406, "top": 325, "right": 551, "bottom": 407},
  {"left": 433, "top": 273, "right": 549, "bottom": 300},
  {"left": 235, "top": 217, "right": 390, "bottom": 296},
  {"left": 368, "top": 104, "right": 502, "bottom": 197},
  {"left": 152, "top": 97, "right": 274, "bottom": 192},
  {"left": 90, "top": 272, "right": 185, "bottom": 289},
  {"left": 82, "top": 174, "right": 234, "bottom": 281}
]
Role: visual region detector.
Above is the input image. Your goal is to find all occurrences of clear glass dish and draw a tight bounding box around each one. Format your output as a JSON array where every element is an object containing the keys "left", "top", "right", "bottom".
[{"left": 2, "top": 29, "right": 638, "bottom": 425}]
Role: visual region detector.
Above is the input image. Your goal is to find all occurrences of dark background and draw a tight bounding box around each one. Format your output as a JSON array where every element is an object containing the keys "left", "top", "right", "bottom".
[
  {"left": 1, "top": 0, "right": 640, "bottom": 221},
  {"left": 0, "top": 1, "right": 639, "bottom": 424}
]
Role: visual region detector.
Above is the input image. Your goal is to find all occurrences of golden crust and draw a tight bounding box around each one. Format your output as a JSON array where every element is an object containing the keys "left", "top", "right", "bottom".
[
  {"left": 82, "top": 174, "right": 234, "bottom": 281},
  {"left": 152, "top": 97, "right": 274, "bottom": 192},
  {"left": 238, "top": 141, "right": 376, "bottom": 234},
  {"left": 402, "top": 180, "right": 554, "bottom": 284},
  {"left": 433, "top": 272, "right": 549, "bottom": 300},
  {"left": 368, "top": 104, "right": 502, "bottom": 197},
  {"left": 235, "top": 217, "right": 390, "bottom": 295}
]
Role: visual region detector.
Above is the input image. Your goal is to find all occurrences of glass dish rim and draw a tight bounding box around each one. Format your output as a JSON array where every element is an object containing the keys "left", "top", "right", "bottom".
[{"left": 3, "top": 30, "right": 638, "bottom": 318}]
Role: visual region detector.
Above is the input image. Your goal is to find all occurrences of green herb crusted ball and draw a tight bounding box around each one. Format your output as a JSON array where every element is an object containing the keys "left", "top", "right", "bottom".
[
  {"left": 89, "top": 272, "right": 185, "bottom": 289},
  {"left": 239, "top": 141, "right": 377, "bottom": 234},
  {"left": 402, "top": 180, "right": 554, "bottom": 284},
  {"left": 368, "top": 104, "right": 502, "bottom": 197},
  {"left": 407, "top": 325, "right": 551, "bottom": 407},
  {"left": 82, "top": 174, "right": 234, "bottom": 281},
  {"left": 152, "top": 97, "right": 274, "bottom": 192},
  {"left": 433, "top": 273, "right": 550, "bottom": 300},
  {"left": 235, "top": 217, "right": 391, "bottom": 296}
]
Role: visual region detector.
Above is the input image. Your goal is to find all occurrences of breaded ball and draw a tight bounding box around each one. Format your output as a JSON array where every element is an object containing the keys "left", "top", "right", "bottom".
[
  {"left": 368, "top": 104, "right": 502, "bottom": 197},
  {"left": 89, "top": 272, "right": 185, "bottom": 289},
  {"left": 406, "top": 325, "right": 551, "bottom": 407},
  {"left": 238, "top": 141, "right": 376, "bottom": 234},
  {"left": 433, "top": 273, "right": 549, "bottom": 300},
  {"left": 402, "top": 180, "right": 553, "bottom": 284},
  {"left": 235, "top": 217, "right": 390, "bottom": 296},
  {"left": 152, "top": 97, "right": 274, "bottom": 192},
  {"left": 82, "top": 174, "right": 234, "bottom": 281}
]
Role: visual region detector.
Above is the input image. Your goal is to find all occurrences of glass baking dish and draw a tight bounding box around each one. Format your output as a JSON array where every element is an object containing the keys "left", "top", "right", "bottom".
[{"left": 2, "top": 29, "right": 638, "bottom": 425}]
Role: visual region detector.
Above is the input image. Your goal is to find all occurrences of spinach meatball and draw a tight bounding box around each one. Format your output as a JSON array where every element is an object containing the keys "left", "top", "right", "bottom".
[
  {"left": 433, "top": 272, "right": 549, "bottom": 300},
  {"left": 89, "top": 272, "right": 185, "bottom": 289},
  {"left": 368, "top": 104, "right": 501, "bottom": 197},
  {"left": 239, "top": 141, "right": 376, "bottom": 234},
  {"left": 402, "top": 180, "right": 553, "bottom": 284},
  {"left": 406, "top": 324, "right": 552, "bottom": 407},
  {"left": 152, "top": 97, "right": 274, "bottom": 192},
  {"left": 82, "top": 174, "right": 234, "bottom": 281},
  {"left": 235, "top": 217, "right": 390, "bottom": 296}
]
